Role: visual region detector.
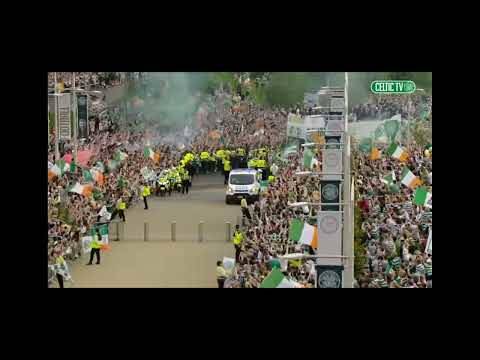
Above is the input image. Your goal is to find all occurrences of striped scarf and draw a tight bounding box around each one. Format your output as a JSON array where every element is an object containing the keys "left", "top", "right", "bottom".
[
  {"left": 416, "top": 263, "right": 425, "bottom": 275},
  {"left": 424, "top": 262, "right": 432, "bottom": 276},
  {"left": 392, "top": 257, "right": 402, "bottom": 269}
]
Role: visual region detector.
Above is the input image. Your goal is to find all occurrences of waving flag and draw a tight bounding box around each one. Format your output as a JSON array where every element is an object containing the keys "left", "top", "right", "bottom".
[
  {"left": 69, "top": 182, "right": 93, "bottom": 197},
  {"left": 260, "top": 268, "right": 300, "bottom": 288},
  {"left": 370, "top": 147, "right": 381, "bottom": 160},
  {"left": 400, "top": 167, "right": 422, "bottom": 189},
  {"left": 387, "top": 143, "right": 409, "bottom": 162},
  {"left": 381, "top": 171, "right": 396, "bottom": 185},
  {"left": 289, "top": 219, "right": 318, "bottom": 249},
  {"left": 303, "top": 148, "right": 318, "bottom": 169},
  {"left": 48, "top": 165, "right": 62, "bottom": 181},
  {"left": 114, "top": 151, "right": 128, "bottom": 162},
  {"left": 144, "top": 147, "right": 161, "bottom": 163},
  {"left": 414, "top": 187, "right": 432, "bottom": 208}
]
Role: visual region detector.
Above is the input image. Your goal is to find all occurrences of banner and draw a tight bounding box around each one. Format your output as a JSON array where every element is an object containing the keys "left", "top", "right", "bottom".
[
  {"left": 57, "top": 93, "right": 72, "bottom": 141},
  {"left": 304, "top": 115, "right": 326, "bottom": 129},
  {"left": 425, "top": 227, "right": 432, "bottom": 255},
  {"left": 325, "top": 135, "right": 342, "bottom": 149},
  {"left": 48, "top": 95, "right": 57, "bottom": 135},
  {"left": 77, "top": 94, "right": 89, "bottom": 139},
  {"left": 287, "top": 113, "right": 306, "bottom": 140},
  {"left": 323, "top": 148, "right": 342, "bottom": 181},
  {"left": 315, "top": 265, "right": 344, "bottom": 288},
  {"left": 317, "top": 212, "right": 342, "bottom": 266},
  {"left": 321, "top": 181, "right": 340, "bottom": 211}
]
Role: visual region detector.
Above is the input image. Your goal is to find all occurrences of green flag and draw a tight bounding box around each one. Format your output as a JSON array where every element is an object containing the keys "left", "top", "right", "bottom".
[
  {"left": 117, "top": 176, "right": 126, "bottom": 189},
  {"left": 107, "top": 159, "right": 120, "bottom": 172},
  {"left": 389, "top": 183, "right": 400, "bottom": 194},
  {"left": 83, "top": 169, "right": 94, "bottom": 182},
  {"left": 359, "top": 138, "right": 373, "bottom": 153},
  {"left": 92, "top": 188, "right": 103, "bottom": 200},
  {"left": 289, "top": 219, "right": 304, "bottom": 243},
  {"left": 303, "top": 149, "right": 317, "bottom": 169},
  {"left": 70, "top": 161, "right": 77, "bottom": 173},
  {"left": 374, "top": 125, "right": 385, "bottom": 140},
  {"left": 384, "top": 119, "right": 400, "bottom": 142}
]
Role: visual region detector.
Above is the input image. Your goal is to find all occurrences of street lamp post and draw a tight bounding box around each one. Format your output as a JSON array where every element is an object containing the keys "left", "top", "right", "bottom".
[
  {"left": 54, "top": 72, "right": 60, "bottom": 161},
  {"left": 343, "top": 72, "right": 354, "bottom": 288}
]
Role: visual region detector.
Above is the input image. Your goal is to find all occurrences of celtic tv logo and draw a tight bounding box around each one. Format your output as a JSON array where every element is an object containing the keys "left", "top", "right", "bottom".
[{"left": 371, "top": 80, "right": 416, "bottom": 94}]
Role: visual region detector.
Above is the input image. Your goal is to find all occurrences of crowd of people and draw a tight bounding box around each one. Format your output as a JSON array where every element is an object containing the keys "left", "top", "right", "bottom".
[
  {"left": 48, "top": 72, "right": 129, "bottom": 90},
  {"left": 353, "top": 144, "right": 432, "bottom": 288},
  {"left": 48, "top": 73, "right": 431, "bottom": 288},
  {"left": 350, "top": 94, "right": 432, "bottom": 121}
]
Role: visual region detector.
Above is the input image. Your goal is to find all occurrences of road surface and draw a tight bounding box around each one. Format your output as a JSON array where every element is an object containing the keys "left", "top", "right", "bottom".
[{"left": 68, "top": 174, "right": 239, "bottom": 288}]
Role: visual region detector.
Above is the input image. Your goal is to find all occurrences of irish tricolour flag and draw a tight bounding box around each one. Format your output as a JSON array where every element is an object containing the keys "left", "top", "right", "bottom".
[
  {"left": 386, "top": 143, "right": 409, "bottom": 162},
  {"left": 48, "top": 165, "right": 62, "bottom": 181},
  {"left": 260, "top": 268, "right": 299, "bottom": 288},
  {"left": 144, "top": 147, "right": 160, "bottom": 163},
  {"left": 289, "top": 219, "right": 318, "bottom": 249},
  {"left": 400, "top": 167, "right": 422, "bottom": 189},
  {"left": 69, "top": 182, "right": 94, "bottom": 197}
]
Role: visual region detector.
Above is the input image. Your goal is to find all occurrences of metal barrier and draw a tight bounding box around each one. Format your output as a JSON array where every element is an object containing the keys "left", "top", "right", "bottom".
[
  {"left": 117, "top": 220, "right": 240, "bottom": 242},
  {"left": 198, "top": 221, "right": 204, "bottom": 242},
  {"left": 171, "top": 221, "right": 176, "bottom": 242},
  {"left": 226, "top": 222, "right": 231, "bottom": 242}
]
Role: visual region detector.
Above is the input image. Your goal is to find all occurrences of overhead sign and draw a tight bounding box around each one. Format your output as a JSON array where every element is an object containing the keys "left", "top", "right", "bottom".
[
  {"left": 317, "top": 212, "right": 343, "bottom": 266},
  {"left": 57, "top": 93, "right": 71, "bottom": 141},
  {"left": 315, "top": 265, "right": 344, "bottom": 288},
  {"left": 322, "top": 148, "right": 342, "bottom": 180}
]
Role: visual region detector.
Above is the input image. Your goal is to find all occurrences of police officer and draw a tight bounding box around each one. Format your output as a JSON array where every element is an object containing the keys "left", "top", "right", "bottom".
[
  {"left": 142, "top": 183, "right": 151, "bottom": 210},
  {"left": 116, "top": 196, "right": 126, "bottom": 222},
  {"left": 87, "top": 229, "right": 102, "bottom": 265},
  {"left": 257, "top": 156, "right": 268, "bottom": 181},
  {"left": 223, "top": 156, "right": 232, "bottom": 185},
  {"left": 216, "top": 148, "right": 225, "bottom": 173},
  {"left": 232, "top": 225, "right": 244, "bottom": 262},
  {"left": 182, "top": 169, "right": 190, "bottom": 194},
  {"left": 200, "top": 151, "right": 210, "bottom": 174},
  {"left": 209, "top": 153, "right": 217, "bottom": 173}
]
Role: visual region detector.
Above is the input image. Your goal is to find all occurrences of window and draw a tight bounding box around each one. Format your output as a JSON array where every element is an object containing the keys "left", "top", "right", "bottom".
[{"left": 230, "top": 174, "right": 255, "bottom": 185}]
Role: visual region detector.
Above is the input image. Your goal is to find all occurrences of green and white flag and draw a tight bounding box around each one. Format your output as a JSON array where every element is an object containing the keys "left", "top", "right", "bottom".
[
  {"left": 414, "top": 187, "right": 432, "bottom": 208},
  {"left": 97, "top": 223, "right": 109, "bottom": 244},
  {"left": 381, "top": 171, "right": 396, "bottom": 185},
  {"left": 83, "top": 169, "right": 94, "bottom": 182},
  {"left": 107, "top": 159, "right": 120, "bottom": 172},
  {"left": 384, "top": 115, "right": 401, "bottom": 142},
  {"left": 280, "top": 142, "right": 297, "bottom": 160},
  {"left": 303, "top": 148, "right": 318, "bottom": 169},
  {"left": 70, "top": 161, "right": 77, "bottom": 173},
  {"left": 56, "top": 160, "right": 70, "bottom": 175},
  {"left": 260, "top": 268, "right": 298, "bottom": 288},
  {"left": 114, "top": 151, "right": 128, "bottom": 162},
  {"left": 359, "top": 138, "right": 373, "bottom": 153}
]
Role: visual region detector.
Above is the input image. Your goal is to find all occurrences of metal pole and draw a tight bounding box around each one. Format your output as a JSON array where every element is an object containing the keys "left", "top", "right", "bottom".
[
  {"left": 144, "top": 222, "right": 149, "bottom": 241},
  {"left": 119, "top": 221, "right": 124, "bottom": 241},
  {"left": 54, "top": 72, "right": 60, "bottom": 161},
  {"left": 343, "top": 72, "right": 354, "bottom": 288},
  {"left": 72, "top": 72, "right": 78, "bottom": 164},
  {"left": 199, "top": 221, "right": 204, "bottom": 242},
  {"left": 171, "top": 221, "right": 176, "bottom": 241},
  {"left": 115, "top": 221, "right": 119, "bottom": 241},
  {"left": 226, "top": 222, "right": 231, "bottom": 242}
]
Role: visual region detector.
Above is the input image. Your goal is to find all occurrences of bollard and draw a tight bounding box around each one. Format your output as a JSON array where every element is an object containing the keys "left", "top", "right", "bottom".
[
  {"left": 119, "top": 221, "right": 124, "bottom": 241},
  {"left": 199, "top": 221, "right": 204, "bottom": 242},
  {"left": 226, "top": 222, "right": 231, "bottom": 242},
  {"left": 171, "top": 221, "right": 176, "bottom": 242},
  {"left": 115, "top": 222, "right": 120, "bottom": 241},
  {"left": 144, "top": 222, "right": 149, "bottom": 242}
]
